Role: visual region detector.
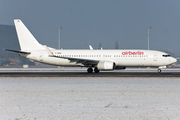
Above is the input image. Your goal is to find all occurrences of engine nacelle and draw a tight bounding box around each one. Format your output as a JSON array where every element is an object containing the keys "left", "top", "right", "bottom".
[{"left": 97, "top": 61, "right": 115, "bottom": 70}]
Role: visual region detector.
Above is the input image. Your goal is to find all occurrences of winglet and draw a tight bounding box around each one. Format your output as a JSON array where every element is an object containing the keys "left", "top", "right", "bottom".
[
  {"left": 89, "top": 45, "right": 93, "bottom": 50},
  {"left": 44, "top": 45, "right": 54, "bottom": 57}
]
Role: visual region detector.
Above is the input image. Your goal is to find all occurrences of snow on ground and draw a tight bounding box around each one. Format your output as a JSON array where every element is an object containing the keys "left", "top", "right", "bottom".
[{"left": 0, "top": 77, "right": 180, "bottom": 120}]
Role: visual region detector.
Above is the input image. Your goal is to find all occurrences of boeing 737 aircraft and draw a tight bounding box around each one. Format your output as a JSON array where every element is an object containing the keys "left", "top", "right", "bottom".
[{"left": 5, "top": 19, "right": 177, "bottom": 73}]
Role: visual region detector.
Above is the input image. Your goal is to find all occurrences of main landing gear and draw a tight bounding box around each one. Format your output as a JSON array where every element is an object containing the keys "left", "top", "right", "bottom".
[
  {"left": 94, "top": 68, "right": 100, "bottom": 73},
  {"left": 87, "top": 67, "right": 99, "bottom": 73},
  {"left": 87, "top": 67, "right": 93, "bottom": 73}
]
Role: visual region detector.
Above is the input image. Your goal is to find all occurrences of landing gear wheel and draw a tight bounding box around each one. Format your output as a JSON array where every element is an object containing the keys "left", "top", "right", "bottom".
[
  {"left": 157, "top": 69, "right": 161, "bottom": 73},
  {"left": 94, "top": 68, "right": 100, "bottom": 73},
  {"left": 87, "top": 67, "right": 93, "bottom": 73}
]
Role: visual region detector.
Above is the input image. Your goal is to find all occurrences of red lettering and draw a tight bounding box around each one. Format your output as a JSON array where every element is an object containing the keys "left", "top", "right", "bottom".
[
  {"left": 122, "top": 52, "right": 126, "bottom": 55},
  {"left": 122, "top": 51, "right": 144, "bottom": 55}
]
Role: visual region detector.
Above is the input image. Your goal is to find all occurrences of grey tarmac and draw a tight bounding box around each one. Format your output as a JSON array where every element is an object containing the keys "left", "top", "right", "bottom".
[{"left": 0, "top": 68, "right": 180, "bottom": 77}]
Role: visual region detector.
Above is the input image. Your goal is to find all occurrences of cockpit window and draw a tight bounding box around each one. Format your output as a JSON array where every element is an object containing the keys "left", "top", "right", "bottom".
[{"left": 162, "top": 55, "right": 170, "bottom": 57}]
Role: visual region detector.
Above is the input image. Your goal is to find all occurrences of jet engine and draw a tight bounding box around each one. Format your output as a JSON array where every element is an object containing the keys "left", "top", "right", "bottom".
[{"left": 97, "top": 61, "right": 115, "bottom": 70}]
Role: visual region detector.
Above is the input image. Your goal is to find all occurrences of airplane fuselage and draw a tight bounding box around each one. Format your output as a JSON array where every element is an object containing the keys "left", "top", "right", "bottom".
[{"left": 20, "top": 49, "right": 176, "bottom": 67}]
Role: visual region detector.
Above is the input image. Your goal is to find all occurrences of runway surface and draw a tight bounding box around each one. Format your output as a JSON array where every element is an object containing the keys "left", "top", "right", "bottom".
[{"left": 0, "top": 67, "right": 180, "bottom": 77}]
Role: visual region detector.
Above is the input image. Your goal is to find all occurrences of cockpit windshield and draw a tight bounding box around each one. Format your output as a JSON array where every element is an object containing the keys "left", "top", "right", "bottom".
[{"left": 162, "top": 55, "right": 170, "bottom": 57}]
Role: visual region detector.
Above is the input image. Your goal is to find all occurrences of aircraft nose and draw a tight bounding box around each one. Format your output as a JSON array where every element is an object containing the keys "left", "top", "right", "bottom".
[{"left": 171, "top": 57, "right": 177, "bottom": 64}]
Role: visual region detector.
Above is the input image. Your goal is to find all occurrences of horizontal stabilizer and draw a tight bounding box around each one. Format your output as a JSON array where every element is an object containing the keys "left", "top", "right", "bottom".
[{"left": 4, "top": 49, "right": 31, "bottom": 54}]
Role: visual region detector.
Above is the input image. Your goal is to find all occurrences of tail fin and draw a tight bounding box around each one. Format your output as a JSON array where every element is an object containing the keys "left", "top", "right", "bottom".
[{"left": 14, "top": 19, "right": 44, "bottom": 51}]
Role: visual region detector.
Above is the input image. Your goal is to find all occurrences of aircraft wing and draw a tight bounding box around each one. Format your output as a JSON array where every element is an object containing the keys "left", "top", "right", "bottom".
[
  {"left": 44, "top": 45, "right": 99, "bottom": 66},
  {"left": 55, "top": 56, "right": 99, "bottom": 66}
]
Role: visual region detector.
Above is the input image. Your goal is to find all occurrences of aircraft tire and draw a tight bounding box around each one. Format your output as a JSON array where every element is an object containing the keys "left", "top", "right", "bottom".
[
  {"left": 94, "top": 68, "right": 100, "bottom": 73},
  {"left": 87, "top": 67, "right": 93, "bottom": 73},
  {"left": 157, "top": 69, "right": 161, "bottom": 73}
]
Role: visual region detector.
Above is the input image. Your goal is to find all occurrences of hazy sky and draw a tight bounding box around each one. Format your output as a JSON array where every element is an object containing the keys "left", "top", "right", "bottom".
[{"left": 1, "top": 0, "right": 180, "bottom": 56}]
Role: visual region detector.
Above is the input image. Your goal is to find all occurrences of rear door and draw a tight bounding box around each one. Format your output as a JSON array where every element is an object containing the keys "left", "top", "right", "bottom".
[{"left": 40, "top": 53, "right": 43, "bottom": 62}]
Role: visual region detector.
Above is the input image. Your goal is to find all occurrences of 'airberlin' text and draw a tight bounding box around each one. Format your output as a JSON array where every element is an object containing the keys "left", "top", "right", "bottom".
[{"left": 122, "top": 51, "right": 144, "bottom": 55}]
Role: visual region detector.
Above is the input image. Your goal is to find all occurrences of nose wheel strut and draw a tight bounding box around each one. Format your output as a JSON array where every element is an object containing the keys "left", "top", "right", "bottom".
[{"left": 157, "top": 69, "right": 161, "bottom": 73}]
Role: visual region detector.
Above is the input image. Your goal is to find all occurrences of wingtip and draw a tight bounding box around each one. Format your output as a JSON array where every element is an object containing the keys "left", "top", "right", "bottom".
[{"left": 14, "top": 19, "right": 21, "bottom": 22}]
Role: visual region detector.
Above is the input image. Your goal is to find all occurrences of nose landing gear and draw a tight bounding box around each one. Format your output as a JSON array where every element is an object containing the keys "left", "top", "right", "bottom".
[{"left": 157, "top": 69, "right": 161, "bottom": 73}]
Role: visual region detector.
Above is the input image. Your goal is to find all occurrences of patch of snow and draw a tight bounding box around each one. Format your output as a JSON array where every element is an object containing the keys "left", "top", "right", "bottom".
[{"left": 0, "top": 77, "right": 180, "bottom": 119}]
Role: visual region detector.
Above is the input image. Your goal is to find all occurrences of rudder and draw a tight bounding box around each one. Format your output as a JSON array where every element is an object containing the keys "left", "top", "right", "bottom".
[{"left": 14, "top": 19, "right": 44, "bottom": 51}]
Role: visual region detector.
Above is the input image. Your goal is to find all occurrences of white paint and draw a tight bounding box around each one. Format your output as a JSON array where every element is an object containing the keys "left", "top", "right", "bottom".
[{"left": 13, "top": 19, "right": 177, "bottom": 71}]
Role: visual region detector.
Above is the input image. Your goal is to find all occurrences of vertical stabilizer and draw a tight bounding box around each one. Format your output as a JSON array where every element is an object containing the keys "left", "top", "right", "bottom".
[{"left": 14, "top": 19, "right": 44, "bottom": 51}]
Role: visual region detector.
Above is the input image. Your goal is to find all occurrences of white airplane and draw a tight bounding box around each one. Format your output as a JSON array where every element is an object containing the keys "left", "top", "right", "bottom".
[{"left": 5, "top": 19, "right": 177, "bottom": 73}]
